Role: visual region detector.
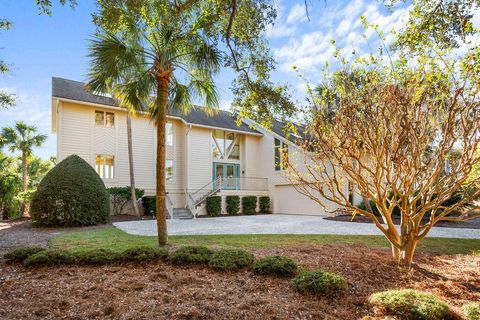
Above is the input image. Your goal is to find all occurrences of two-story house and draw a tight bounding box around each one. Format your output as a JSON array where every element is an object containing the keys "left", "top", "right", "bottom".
[{"left": 52, "top": 77, "right": 348, "bottom": 218}]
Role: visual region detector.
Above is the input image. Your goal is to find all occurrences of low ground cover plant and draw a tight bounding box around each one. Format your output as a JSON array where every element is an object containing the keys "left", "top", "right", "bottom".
[
  {"left": 24, "top": 250, "right": 77, "bottom": 267},
  {"left": 226, "top": 195, "right": 240, "bottom": 215},
  {"left": 4, "top": 246, "right": 46, "bottom": 263},
  {"left": 242, "top": 196, "right": 257, "bottom": 215},
  {"left": 120, "top": 246, "right": 168, "bottom": 262},
  {"left": 206, "top": 196, "right": 221, "bottom": 216},
  {"left": 209, "top": 249, "right": 254, "bottom": 271},
  {"left": 464, "top": 302, "right": 480, "bottom": 320},
  {"left": 253, "top": 255, "right": 297, "bottom": 276},
  {"left": 293, "top": 270, "right": 347, "bottom": 296},
  {"left": 169, "top": 246, "right": 214, "bottom": 265},
  {"left": 369, "top": 289, "right": 449, "bottom": 320}
]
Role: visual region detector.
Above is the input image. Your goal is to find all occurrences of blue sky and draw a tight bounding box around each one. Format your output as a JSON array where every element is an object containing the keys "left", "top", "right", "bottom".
[{"left": 0, "top": 0, "right": 415, "bottom": 159}]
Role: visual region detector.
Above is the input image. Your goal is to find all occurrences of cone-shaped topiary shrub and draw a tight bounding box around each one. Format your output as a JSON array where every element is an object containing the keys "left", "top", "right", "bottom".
[
  {"left": 370, "top": 289, "right": 449, "bottom": 320},
  {"left": 30, "top": 155, "right": 110, "bottom": 227}
]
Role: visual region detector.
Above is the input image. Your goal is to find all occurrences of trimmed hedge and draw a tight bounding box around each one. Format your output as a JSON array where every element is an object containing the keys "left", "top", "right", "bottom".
[
  {"left": 142, "top": 196, "right": 156, "bottom": 216},
  {"left": 464, "top": 302, "right": 480, "bottom": 320},
  {"left": 293, "top": 270, "right": 347, "bottom": 296},
  {"left": 369, "top": 289, "right": 449, "bottom": 320},
  {"left": 259, "top": 196, "right": 271, "bottom": 213},
  {"left": 226, "top": 195, "right": 240, "bottom": 215},
  {"left": 108, "top": 186, "right": 145, "bottom": 215},
  {"left": 4, "top": 246, "right": 169, "bottom": 266},
  {"left": 170, "top": 246, "right": 214, "bottom": 265},
  {"left": 253, "top": 256, "right": 297, "bottom": 276},
  {"left": 4, "top": 247, "right": 46, "bottom": 264},
  {"left": 206, "top": 196, "right": 221, "bottom": 216},
  {"left": 209, "top": 249, "right": 254, "bottom": 271},
  {"left": 30, "top": 155, "right": 110, "bottom": 226},
  {"left": 24, "top": 250, "right": 77, "bottom": 267},
  {"left": 242, "top": 196, "right": 257, "bottom": 215}
]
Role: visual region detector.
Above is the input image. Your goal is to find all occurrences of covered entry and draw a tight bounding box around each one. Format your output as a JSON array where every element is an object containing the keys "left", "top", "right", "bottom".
[{"left": 213, "top": 162, "right": 240, "bottom": 190}]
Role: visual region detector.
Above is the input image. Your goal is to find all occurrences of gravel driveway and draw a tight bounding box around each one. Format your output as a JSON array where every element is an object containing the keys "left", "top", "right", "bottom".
[{"left": 113, "top": 214, "right": 480, "bottom": 239}]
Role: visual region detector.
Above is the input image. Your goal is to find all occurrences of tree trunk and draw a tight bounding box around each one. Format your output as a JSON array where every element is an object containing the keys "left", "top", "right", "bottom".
[
  {"left": 126, "top": 109, "right": 140, "bottom": 216},
  {"left": 394, "top": 235, "right": 418, "bottom": 268},
  {"left": 156, "top": 79, "right": 169, "bottom": 246},
  {"left": 20, "top": 152, "right": 28, "bottom": 216}
]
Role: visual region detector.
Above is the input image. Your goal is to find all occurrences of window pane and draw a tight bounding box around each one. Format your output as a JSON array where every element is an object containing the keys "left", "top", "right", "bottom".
[
  {"left": 105, "top": 156, "right": 114, "bottom": 179},
  {"left": 95, "top": 155, "right": 104, "bottom": 177},
  {"left": 274, "top": 147, "right": 281, "bottom": 171},
  {"left": 95, "top": 111, "right": 104, "bottom": 126},
  {"left": 225, "top": 133, "right": 234, "bottom": 153},
  {"left": 166, "top": 123, "right": 173, "bottom": 146},
  {"left": 212, "top": 139, "right": 222, "bottom": 159},
  {"left": 105, "top": 112, "right": 115, "bottom": 128},
  {"left": 166, "top": 159, "right": 173, "bottom": 181},
  {"left": 213, "top": 130, "right": 224, "bottom": 158},
  {"left": 229, "top": 142, "right": 240, "bottom": 160}
]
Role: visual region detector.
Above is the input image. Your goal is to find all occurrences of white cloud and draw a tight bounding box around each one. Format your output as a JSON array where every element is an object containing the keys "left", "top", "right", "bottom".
[
  {"left": 286, "top": 4, "right": 308, "bottom": 24},
  {"left": 337, "top": 19, "right": 352, "bottom": 37},
  {"left": 266, "top": 24, "right": 297, "bottom": 39}
]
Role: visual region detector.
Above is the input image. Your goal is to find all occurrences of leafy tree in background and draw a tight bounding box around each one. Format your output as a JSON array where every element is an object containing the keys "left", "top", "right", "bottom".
[
  {"left": 0, "top": 151, "right": 21, "bottom": 219},
  {"left": 0, "top": 121, "right": 47, "bottom": 216}
]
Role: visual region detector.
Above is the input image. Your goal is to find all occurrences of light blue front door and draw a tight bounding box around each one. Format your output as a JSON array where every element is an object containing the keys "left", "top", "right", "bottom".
[{"left": 213, "top": 163, "right": 240, "bottom": 190}]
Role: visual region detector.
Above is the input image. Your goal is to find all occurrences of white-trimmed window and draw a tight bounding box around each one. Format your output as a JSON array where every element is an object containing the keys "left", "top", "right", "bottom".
[
  {"left": 95, "top": 155, "right": 114, "bottom": 179},
  {"left": 166, "top": 123, "right": 173, "bottom": 146},
  {"left": 95, "top": 110, "right": 115, "bottom": 127},
  {"left": 166, "top": 159, "right": 173, "bottom": 181},
  {"left": 212, "top": 130, "right": 240, "bottom": 160},
  {"left": 274, "top": 138, "right": 288, "bottom": 171}
]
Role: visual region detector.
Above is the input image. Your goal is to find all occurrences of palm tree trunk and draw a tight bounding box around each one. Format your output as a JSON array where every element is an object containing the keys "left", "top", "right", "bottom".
[
  {"left": 126, "top": 109, "right": 140, "bottom": 216},
  {"left": 156, "top": 79, "right": 169, "bottom": 245},
  {"left": 20, "top": 152, "right": 28, "bottom": 216}
]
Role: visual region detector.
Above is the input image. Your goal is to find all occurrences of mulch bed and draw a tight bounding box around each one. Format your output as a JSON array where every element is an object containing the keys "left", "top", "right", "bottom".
[
  {"left": 326, "top": 215, "right": 480, "bottom": 229},
  {"left": 0, "top": 245, "right": 478, "bottom": 319}
]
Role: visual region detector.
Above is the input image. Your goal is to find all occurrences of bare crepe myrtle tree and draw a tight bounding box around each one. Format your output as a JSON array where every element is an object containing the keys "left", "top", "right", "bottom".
[{"left": 285, "top": 50, "right": 480, "bottom": 267}]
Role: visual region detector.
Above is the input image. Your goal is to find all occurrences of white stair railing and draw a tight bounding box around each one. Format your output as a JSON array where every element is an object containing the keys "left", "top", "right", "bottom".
[
  {"left": 166, "top": 192, "right": 174, "bottom": 219},
  {"left": 186, "top": 176, "right": 222, "bottom": 218}
]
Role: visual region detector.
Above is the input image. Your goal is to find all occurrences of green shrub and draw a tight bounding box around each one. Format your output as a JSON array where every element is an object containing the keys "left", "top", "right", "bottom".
[
  {"left": 142, "top": 196, "right": 156, "bottom": 216},
  {"left": 464, "top": 302, "right": 480, "bottom": 320},
  {"left": 226, "top": 196, "right": 240, "bottom": 215},
  {"left": 4, "top": 246, "right": 46, "bottom": 263},
  {"left": 24, "top": 250, "right": 77, "bottom": 267},
  {"left": 120, "top": 246, "right": 168, "bottom": 262},
  {"left": 108, "top": 186, "right": 145, "bottom": 215},
  {"left": 369, "top": 289, "right": 449, "bottom": 320},
  {"left": 242, "top": 196, "right": 257, "bottom": 215},
  {"left": 259, "top": 196, "right": 271, "bottom": 213},
  {"left": 209, "top": 249, "right": 254, "bottom": 271},
  {"left": 206, "top": 196, "right": 221, "bottom": 216},
  {"left": 253, "top": 255, "right": 297, "bottom": 276},
  {"left": 170, "top": 246, "right": 214, "bottom": 265},
  {"left": 293, "top": 270, "right": 347, "bottom": 296},
  {"left": 76, "top": 249, "right": 120, "bottom": 265},
  {"left": 30, "top": 155, "right": 110, "bottom": 227}
]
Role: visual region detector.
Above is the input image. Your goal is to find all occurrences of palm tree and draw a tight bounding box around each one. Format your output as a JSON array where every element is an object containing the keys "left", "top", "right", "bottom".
[
  {"left": 126, "top": 107, "right": 140, "bottom": 216},
  {"left": 87, "top": 23, "right": 221, "bottom": 245},
  {"left": 0, "top": 121, "right": 47, "bottom": 216}
]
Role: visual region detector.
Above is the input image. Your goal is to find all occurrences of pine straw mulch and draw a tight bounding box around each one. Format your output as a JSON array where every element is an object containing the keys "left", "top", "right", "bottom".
[{"left": 0, "top": 244, "right": 478, "bottom": 320}]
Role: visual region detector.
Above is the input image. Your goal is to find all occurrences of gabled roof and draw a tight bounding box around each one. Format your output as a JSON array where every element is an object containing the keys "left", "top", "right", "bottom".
[{"left": 52, "top": 77, "right": 261, "bottom": 135}]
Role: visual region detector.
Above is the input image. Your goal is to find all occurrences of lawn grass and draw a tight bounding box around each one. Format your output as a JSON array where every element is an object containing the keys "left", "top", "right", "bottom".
[{"left": 48, "top": 226, "right": 480, "bottom": 255}]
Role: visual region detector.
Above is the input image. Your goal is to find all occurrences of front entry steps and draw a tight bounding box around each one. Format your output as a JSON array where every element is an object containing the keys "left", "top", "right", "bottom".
[{"left": 168, "top": 208, "right": 194, "bottom": 219}]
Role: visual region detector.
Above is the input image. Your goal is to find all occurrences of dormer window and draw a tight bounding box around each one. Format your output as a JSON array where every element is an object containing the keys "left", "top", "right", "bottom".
[{"left": 95, "top": 110, "right": 114, "bottom": 127}]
